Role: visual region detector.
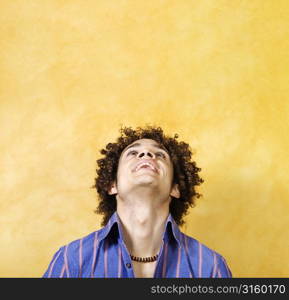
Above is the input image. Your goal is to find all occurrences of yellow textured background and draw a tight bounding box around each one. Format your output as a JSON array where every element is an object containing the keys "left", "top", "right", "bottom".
[{"left": 0, "top": 0, "right": 288, "bottom": 277}]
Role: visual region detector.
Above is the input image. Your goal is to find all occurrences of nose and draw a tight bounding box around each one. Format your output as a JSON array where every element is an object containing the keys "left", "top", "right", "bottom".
[{"left": 137, "top": 150, "right": 155, "bottom": 159}]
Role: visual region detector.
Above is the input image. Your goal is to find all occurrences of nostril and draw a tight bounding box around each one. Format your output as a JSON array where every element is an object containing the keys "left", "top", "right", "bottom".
[{"left": 138, "top": 152, "right": 154, "bottom": 158}]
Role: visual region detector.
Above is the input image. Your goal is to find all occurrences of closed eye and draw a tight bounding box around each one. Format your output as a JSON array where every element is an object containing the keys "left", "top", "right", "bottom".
[
  {"left": 127, "top": 150, "right": 138, "bottom": 156},
  {"left": 156, "top": 152, "right": 166, "bottom": 158}
]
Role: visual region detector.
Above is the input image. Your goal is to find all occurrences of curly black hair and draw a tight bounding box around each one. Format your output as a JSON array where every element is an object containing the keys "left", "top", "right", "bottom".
[{"left": 92, "top": 125, "right": 204, "bottom": 227}]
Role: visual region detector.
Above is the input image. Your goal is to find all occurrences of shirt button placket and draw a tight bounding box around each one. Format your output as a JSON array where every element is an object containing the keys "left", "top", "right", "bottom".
[{"left": 120, "top": 242, "right": 134, "bottom": 277}]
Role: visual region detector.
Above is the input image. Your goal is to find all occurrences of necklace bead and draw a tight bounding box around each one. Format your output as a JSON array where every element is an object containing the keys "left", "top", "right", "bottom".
[{"left": 130, "top": 254, "right": 158, "bottom": 263}]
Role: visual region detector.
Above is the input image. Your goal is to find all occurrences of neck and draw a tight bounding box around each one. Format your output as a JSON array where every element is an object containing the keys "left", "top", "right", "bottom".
[{"left": 116, "top": 192, "right": 170, "bottom": 257}]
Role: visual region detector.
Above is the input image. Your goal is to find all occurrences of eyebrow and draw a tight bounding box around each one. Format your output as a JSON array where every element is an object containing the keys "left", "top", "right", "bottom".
[{"left": 123, "top": 142, "right": 169, "bottom": 154}]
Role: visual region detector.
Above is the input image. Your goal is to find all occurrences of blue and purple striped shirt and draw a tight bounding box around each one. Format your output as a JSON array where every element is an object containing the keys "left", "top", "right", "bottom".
[{"left": 43, "top": 212, "right": 232, "bottom": 278}]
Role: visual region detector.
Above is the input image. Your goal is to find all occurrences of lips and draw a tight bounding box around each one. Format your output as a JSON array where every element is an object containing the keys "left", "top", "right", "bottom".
[{"left": 133, "top": 160, "right": 158, "bottom": 173}]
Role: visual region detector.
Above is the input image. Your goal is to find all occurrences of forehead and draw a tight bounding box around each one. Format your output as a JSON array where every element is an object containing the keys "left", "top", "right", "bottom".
[{"left": 122, "top": 139, "right": 168, "bottom": 153}]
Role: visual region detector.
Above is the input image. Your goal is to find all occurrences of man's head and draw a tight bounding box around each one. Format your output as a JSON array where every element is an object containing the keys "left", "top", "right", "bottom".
[
  {"left": 93, "top": 125, "right": 204, "bottom": 226},
  {"left": 108, "top": 138, "right": 180, "bottom": 206}
]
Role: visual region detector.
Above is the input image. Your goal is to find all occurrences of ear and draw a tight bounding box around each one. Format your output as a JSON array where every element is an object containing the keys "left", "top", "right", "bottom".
[
  {"left": 170, "top": 183, "right": 180, "bottom": 199},
  {"left": 108, "top": 181, "right": 118, "bottom": 195}
]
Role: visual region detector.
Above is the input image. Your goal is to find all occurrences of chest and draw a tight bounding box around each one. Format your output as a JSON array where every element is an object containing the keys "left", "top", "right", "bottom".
[{"left": 132, "top": 261, "right": 157, "bottom": 278}]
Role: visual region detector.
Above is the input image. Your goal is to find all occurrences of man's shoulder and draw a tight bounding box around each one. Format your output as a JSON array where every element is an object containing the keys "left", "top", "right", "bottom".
[
  {"left": 180, "top": 232, "right": 225, "bottom": 260},
  {"left": 59, "top": 227, "right": 105, "bottom": 256},
  {"left": 180, "top": 232, "right": 232, "bottom": 277},
  {"left": 43, "top": 227, "right": 106, "bottom": 277}
]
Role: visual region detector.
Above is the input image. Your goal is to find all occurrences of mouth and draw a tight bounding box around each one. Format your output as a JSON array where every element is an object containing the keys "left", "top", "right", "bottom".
[
  {"left": 134, "top": 161, "right": 158, "bottom": 173},
  {"left": 137, "top": 165, "right": 157, "bottom": 172}
]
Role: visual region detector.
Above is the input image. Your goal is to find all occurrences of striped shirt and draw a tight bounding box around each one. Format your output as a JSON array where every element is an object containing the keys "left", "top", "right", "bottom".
[{"left": 43, "top": 212, "right": 232, "bottom": 278}]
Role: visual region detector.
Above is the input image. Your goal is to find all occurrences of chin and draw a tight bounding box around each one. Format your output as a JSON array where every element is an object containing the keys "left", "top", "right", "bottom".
[
  {"left": 133, "top": 178, "right": 159, "bottom": 186},
  {"left": 135, "top": 180, "right": 156, "bottom": 186}
]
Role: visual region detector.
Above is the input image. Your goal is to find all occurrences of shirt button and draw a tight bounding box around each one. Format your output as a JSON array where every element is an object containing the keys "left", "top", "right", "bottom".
[{"left": 126, "top": 263, "right": 132, "bottom": 269}]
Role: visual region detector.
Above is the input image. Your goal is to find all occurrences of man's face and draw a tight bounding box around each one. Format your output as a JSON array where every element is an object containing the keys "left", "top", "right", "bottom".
[{"left": 108, "top": 138, "right": 180, "bottom": 200}]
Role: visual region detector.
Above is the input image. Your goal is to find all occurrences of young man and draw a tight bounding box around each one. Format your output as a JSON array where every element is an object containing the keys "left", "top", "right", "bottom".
[{"left": 43, "top": 126, "right": 232, "bottom": 278}]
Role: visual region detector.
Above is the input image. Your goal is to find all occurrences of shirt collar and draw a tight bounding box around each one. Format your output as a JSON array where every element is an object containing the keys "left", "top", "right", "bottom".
[{"left": 98, "top": 211, "right": 182, "bottom": 247}]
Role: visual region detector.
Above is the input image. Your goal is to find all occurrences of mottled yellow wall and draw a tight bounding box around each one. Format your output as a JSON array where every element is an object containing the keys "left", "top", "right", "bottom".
[{"left": 0, "top": 0, "right": 288, "bottom": 277}]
